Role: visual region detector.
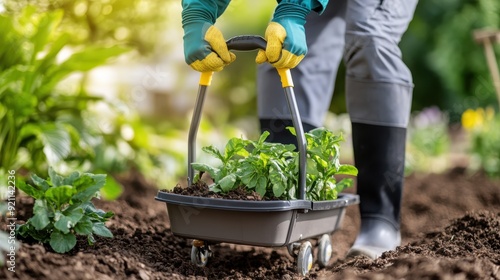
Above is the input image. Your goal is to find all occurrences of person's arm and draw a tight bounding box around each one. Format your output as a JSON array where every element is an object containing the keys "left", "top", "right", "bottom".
[
  {"left": 181, "top": 0, "right": 235, "bottom": 72},
  {"left": 256, "top": 0, "right": 329, "bottom": 69}
]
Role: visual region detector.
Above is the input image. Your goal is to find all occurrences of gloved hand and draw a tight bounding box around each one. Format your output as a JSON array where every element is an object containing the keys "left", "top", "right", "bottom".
[
  {"left": 182, "top": 3, "right": 235, "bottom": 72},
  {"left": 256, "top": 3, "right": 310, "bottom": 69}
]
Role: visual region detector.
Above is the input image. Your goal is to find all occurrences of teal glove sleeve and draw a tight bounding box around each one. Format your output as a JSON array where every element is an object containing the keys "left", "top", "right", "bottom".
[
  {"left": 256, "top": 2, "right": 315, "bottom": 68},
  {"left": 276, "top": 0, "right": 328, "bottom": 14},
  {"left": 182, "top": 0, "right": 234, "bottom": 72}
]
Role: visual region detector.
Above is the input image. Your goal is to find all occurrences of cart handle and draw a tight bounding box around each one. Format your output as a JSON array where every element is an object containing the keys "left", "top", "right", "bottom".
[
  {"left": 226, "top": 35, "right": 267, "bottom": 51},
  {"left": 188, "top": 35, "right": 308, "bottom": 202}
]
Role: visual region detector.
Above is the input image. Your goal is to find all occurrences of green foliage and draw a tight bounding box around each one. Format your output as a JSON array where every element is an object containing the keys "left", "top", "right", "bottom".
[
  {"left": 464, "top": 108, "right": 500, "bottom": 178},
  {"left": 0, "top": 7, "right": 128, "bottom": 185},
  {"left": 403, "top": 0, "right": 500, "bottom": 121},
  {"left": 3, "top": 0, "right": 171, "bottom": 55},
  {"left": 192, "top": 128, "right": 357, "bottom": 201},
  {"left": 16, "top": 168, "right": 114, "bottom": 253},
  {"left": 299, "top": 128, "right": 358, "bottom": 200}
]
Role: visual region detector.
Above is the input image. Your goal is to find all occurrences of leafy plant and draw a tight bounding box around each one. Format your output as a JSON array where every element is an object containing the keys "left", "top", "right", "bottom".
[
  {"left": 0, "top": 7, "right": 127, "bottom": 172},
  {"left": 401, "top": 0, "right": 500, "bottom": 122},
  {"left": 0, "top": 7, "right": 128, "bottom": 199},
  {"left": 192, "top": 127, "right": 357, "bottom": 201},
  {"left": 16, "top": 168, "right": 114, "bottom": 253}
]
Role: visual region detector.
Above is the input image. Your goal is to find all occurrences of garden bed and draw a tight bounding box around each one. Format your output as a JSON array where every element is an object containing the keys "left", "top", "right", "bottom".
[{"left": 1, "top": 167, "right": 499, "bottom": 279}]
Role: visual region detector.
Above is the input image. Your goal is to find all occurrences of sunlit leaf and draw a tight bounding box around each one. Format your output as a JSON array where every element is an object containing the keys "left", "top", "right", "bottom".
[{"left": 40, "top": 124, "right": 71, "bottom": 165}]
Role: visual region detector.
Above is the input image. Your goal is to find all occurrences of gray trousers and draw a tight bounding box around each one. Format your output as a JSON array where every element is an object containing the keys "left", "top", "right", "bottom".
[{"left": 257, "top": 0, "right": 419, "bottom": 128}]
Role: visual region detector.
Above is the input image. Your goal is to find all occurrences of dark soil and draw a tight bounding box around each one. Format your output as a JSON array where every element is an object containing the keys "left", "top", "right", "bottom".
[
  {"left": 2, "top": 167, "right": 500, "bottom": 280},
  {"left": 170, "top": 181, "right": 269, "bottom": 201}
]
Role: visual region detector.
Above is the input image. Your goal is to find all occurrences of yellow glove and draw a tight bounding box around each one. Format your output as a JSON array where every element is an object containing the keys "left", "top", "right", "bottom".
[
  {"left": 255, "top": 3, "right": 309, "bottom": 69},
  {"left": 183, "top": 24, "right": 236, "bottom": 72}
]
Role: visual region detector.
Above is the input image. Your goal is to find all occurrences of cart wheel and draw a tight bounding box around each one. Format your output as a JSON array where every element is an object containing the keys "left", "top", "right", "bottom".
[
  {"left": 317, "top": 234, "right": 332, "bottom": 268},
  {"left": 191, "top": 245, "right": 210, "bottom": 267},
  {"left": 297, "top": 241, "right": 313, "bottom": 276},
  {"left": 287, "top": 242, "right": 300, "bottom": 257}
]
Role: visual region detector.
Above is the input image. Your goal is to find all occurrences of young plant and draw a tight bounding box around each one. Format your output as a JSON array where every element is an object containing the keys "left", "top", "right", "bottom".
[
  {"left": 16, "top": 168, "right": 114, "bottom": 253},
  {"left": 299, "top": 128, "right": 358, "bottom": 201},
  {"left": 192, "top": 127, "right": 357, "bottom": 201}
]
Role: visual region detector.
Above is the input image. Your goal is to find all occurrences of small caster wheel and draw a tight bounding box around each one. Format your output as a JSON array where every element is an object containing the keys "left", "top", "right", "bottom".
[
  {"left": 191, "top": 240, "right": 210, "bottom": 267},
  {"left": 297, "top": 241, "right": 313, "bottom": 276},
  {"left": 287, "top": 242, "right": 300, "bottom": 257},
  {"left": 317, "top": 234, "right": 332, "bottom": 268}
]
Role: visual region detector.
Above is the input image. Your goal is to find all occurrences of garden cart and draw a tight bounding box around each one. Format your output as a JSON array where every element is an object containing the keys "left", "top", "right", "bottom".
[{"left": 155, "top": 35, "right": 359, "bottom": 276}]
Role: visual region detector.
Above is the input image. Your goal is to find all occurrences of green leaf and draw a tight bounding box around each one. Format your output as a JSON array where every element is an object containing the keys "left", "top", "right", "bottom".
[
  {"left": 72, "top": 174, "right": 106, "bottom": 202},
  {"left": 257, "top": 130, "right": 270, "bottom": 144},
  {"left": 17, "top": 181, "right": 44, "bottom": 199},
  {"left": 74, "top": 217, "right": 93, "bottom": 235},
  {"left": 201, "top": 145, "right": 224, "bottom": 162},
  {"left": 100, "top": 175, "right": 123, "bottom": 200},
  {"left": 30, "top": 10, "right": 63, "bottom": 61},
  {"left": 209, "top": 184, "right": 221, "bottom": 193},
  {"left": 62, "top": 171, "right": 82, "bottom": 186},
  {"left": 218, "top": 174, "right": 237, "bottom": 192},
  {"left": 16, "top": 224, "right": 30, "bottom": 238},
  {"left": 238, "top": 160, "right": 261, "bottom": 188},
  {"left": 269, "top": 162, "right": 286, "bottom": 198},
  {"left": 45, "top": 185, "right": 75, "bottom": 208},
  {"left": 30, "top": 173, "right": 51, "bottom": 192},
  {"left": 87, "top": 234, "right": 96, "bottom": 245},
  {"left": 335, "top": 178, "right": 354, "bottom": 193},
  {"left": 288, "top": 186, "right": 296, "bottom": 200},
  {"left": 191, "top": 163, "right": 219, "bottom": 179},
  {"left": 35, "top": 33, "right": 69, "bottom": 72},
  {"left": 54, "top": 208, "right": 84, "bottom": 234},
  {"left": 336, "top": 165, "right": 358, "bottom": 176},
  {"left": 92, "top": 223, "right": 113, "bottom": 238},
  {"left": 17, "top": 223, "right": 50, "bottom": 242},
  {"left": 101, "top": 211, "right": 114, "bottom": 219},
  {"left": 40, "top": 124, "right": 71, "bottom": 165},
  {"left": 255, "top": 176, "right": 267, "bottom": 197},
  {"left": 30, "top": 200, "right": 50, "bottom": 230},
  {"left": 41, "top": 45, "right": 128, "bottom": 93},
  {"left": 81, "top": 202, "right": 113, "bottom": 222},
  {"left": 60, "top": 45, "right": 129, "bottom": 72},
  {"left": 306, "top": 158, "right": 320, "bottom": 176},
  {"left": 224, "top": 137, "right": 250, "bottom": 159},
  {"left": 48, "top": 167, "right": 64, "bottom": 187},
  {"left": 50, "top": 231, "right": 77, "bottom": 253}
]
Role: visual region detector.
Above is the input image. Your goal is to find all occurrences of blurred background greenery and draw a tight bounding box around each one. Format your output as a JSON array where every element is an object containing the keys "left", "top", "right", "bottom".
[{"left": 0, "top": 0, "right": 499, "bottom": 194}]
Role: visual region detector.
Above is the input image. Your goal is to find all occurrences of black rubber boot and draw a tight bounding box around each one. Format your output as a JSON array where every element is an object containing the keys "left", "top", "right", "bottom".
[
  {"left": 346, "top": 122, "right": 407, "bottom": 259},
  {"left": 259, "top": 118, "right": 316, "bottom": 145}
]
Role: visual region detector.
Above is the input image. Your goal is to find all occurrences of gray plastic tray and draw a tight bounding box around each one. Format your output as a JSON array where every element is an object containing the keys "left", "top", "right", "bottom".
[{"left": 155, "top": 192, "right": 359, "bottom": 247}]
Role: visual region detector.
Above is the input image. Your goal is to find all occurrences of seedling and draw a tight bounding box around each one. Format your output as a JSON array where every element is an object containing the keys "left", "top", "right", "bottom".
[
  {"left": 192, "top": 127, "right": 357, "bottom": 201},
  {"left": 17, "top": 168, "right": 114, "bottom": 253}
]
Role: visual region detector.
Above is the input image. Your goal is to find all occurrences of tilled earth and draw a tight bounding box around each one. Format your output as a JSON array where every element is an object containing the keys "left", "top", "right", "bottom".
[{"left": 1, "top": 167, "right": 500, "bottom": 280}]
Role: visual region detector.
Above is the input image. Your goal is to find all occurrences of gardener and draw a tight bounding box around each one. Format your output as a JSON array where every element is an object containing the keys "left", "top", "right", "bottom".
[{"left": 180, "top": 0, "right": 418, "bottom": 259}]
